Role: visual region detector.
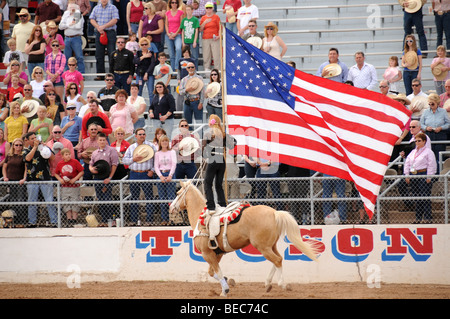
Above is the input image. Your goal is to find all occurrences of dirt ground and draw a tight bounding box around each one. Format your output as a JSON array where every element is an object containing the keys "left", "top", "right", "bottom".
[{"left": 1, "top": 281, "right": 449, "bottom": 299}]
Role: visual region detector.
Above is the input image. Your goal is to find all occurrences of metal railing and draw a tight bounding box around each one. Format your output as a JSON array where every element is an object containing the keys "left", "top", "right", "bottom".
[{"left": 1, "top": 170, "right": 448, "bottom": 228}]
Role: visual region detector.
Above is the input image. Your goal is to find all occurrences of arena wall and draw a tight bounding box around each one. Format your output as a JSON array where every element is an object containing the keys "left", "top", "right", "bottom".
[{"left": 0, "top": 225, "right": 449, "bottom": 285}]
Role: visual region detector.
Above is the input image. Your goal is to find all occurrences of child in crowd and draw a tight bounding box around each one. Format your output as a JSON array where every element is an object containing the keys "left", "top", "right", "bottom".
[
  {"left": 144, "top": 33, "right": 159, "bottom": 57},
  {"left": 384, "top": 56, "right": 402, "bottom": 94},
  {"left": 180, "top": 5, "right": 199, "bottom": 68},
  {"left": 153, "top": 52, "right": 173, "bottom": 92},
  {"left": 126, "top": 33, "right": 140, "bottom": 55},
  {"left": 54, "top": 148, "right": 84, "bottom": 226},
  {"left": 3, "top": 39, "right": 25, "bottom": 73},
  {"left": 6, "top": 74, "right": 24, "bottom": 102}
]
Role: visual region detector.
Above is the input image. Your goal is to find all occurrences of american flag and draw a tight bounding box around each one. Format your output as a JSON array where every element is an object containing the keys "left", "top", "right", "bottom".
[{"left": 223, "top": 28, "right": 411, "bottom": 218}]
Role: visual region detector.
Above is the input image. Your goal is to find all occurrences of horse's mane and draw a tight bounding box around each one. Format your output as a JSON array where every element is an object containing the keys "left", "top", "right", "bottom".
[{"left": 184, "top": 181, "right": 206, "bottom": 202}]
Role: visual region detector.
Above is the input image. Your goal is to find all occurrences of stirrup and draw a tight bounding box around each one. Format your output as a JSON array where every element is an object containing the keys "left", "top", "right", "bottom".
[{"left": 209, "top": 238, "right": 219, "bottom": 250}]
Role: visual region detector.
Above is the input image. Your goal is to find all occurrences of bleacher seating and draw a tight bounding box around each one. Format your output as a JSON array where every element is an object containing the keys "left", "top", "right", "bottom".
[{"left": 2, "top": 0, "right": 441, "bottom": 105}]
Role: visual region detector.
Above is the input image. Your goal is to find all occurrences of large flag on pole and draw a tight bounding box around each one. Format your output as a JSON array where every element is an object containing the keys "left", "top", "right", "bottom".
[{"left": 223, "top": 28, "right": 411, "bottom": 218}]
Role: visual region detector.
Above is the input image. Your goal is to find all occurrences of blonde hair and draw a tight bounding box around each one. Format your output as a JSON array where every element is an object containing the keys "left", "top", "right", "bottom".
[
  {"left": 209, "top": 114, "right": 224, "bottom": 138},
  {"left": 428, "top": 93, "right": 440, "bottom": 105},
  {"left": 158, "top": 134, "right": 171, "bottom": 151},
  {"left": 114, "top": 126, "right": 125, "bottom": 137},
  {"left": 139, "top": 37, "right": 149, "bottom": 46},
  {"left": 9, "top": 101, "right": 20, "bottom": 116},
  {"left": 264, "top": 22, "right": 278, "bottom": 37},
  {"left": 8, "top": 138, "right": 23, "bottom": 156},
  {"left": 31, "top": 66, "right": 44, "bottom": 80}
]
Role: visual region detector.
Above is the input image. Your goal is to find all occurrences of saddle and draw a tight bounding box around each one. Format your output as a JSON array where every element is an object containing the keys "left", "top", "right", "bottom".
[{"left": 199, "top": 201, "right": 251, "bottom": 251}]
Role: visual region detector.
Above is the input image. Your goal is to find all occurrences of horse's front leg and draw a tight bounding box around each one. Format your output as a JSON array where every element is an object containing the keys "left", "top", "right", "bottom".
[{"left": 203, "top": 249, "right": 229, "bottom": 297}]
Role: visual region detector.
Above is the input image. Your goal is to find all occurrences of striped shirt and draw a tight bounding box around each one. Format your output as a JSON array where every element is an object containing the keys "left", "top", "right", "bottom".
[
  {"left": 122, "top": 141, "right": 158, "bottom": 172},
  {"left": 89, "top": 2, "right": 119, "bottom": 31}
]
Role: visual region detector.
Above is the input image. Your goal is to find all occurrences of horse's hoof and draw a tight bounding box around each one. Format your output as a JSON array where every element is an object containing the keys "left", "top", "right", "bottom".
[
  {"left": 265, "top": 284, "right": 272, "bottom": 293},
  {"left": 227, "top": 278, "right": 236, "bottom": 287},
  {"left": 220, "top": 291, "right": 228, "bottom": 297},
  {"left": 285, "top": 283, "right": 292, "bottom": 291}
]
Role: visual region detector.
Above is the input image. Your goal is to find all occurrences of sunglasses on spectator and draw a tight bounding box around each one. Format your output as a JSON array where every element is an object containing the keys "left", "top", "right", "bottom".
[
  {"left": 106, "top": 79, "right": 114, "bottom": 81},
  {"left": 11, "top": 64, "right": 19, "bottom": 66},
  {"left": 48, "top": 93, "right": 56, "bottom": 96},
  {"left": 410, "top": 126, "right": 416, "bottom": 129},
  {"left": 53, "top": 131, "right": 62, "bottom": 134},
  {"left": 68, "top": 64, "right": 76, "bottom": 66},
  {"left": 14, "top": 144, "right": 23, "bottom": 147},
  {"left": 180, "top": 124, "right": 189, "bottom": 127},
  {"left": 52, "top": 44, "right": 59, "bottom": 47},
  {"left": 187, "top": 66, "right": 195, "bottom": 69}
]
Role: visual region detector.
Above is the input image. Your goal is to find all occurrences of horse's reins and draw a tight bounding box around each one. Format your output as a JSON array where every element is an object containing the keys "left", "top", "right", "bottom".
[{"left": 171, "top": 159, "right": 207, "bottom": 214}]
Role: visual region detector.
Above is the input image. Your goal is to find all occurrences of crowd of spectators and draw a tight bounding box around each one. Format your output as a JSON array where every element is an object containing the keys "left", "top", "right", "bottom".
[{"left": 0, "top": 0, "right": 449, "bottom": 228}]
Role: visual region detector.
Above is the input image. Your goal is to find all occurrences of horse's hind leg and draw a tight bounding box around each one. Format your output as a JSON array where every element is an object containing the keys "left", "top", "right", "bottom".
[{"left": 258, "top": 244, "right": 285, "bottom": 291}]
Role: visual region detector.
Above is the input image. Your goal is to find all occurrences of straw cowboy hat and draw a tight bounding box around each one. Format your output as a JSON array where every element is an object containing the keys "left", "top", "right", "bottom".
[
  {"left": 383, "top": 67, "right": 398, "bottom": 81},
  {"left": 133, "top": 144, "right": 154, "bottom": 163},
  {"left": 432, "top": 63, "right": 448, "bottom": 81},
  {"left": 82, "top": 146, "right": 97, "bottom": 164},
  {"left": 247, "top": 36, "right": 262, "bottom": 48},
  {"left": 16, "top": 8, "right": 31, "bottom": 19},
  {"left": 323, "top": 63, "right": 342, "bottom": 78},
  {"left": 186, "top": 77, "right": 204, "bottom": 95},
  {"left": 399, "top": 0, "right": 423, "bottom": 14},
  {"left": 225, "top": 5, "right": 236, "bottom": 24},
  {"left": 264, "top": 22, "right": 278, "bottom": 34},
  {"left": 206, "top": 82, "right": 221, "bottom": 98},
  {"left": 392, "top": 93, "right": 411, "bottom": 105},
  {"left": 409, "top": 96, "right": 429, "bottom": 118},
  {"left": 20, "top": 100, "right": 40, "bottom": 118},
  {"left": 404, "top": 51, "right": 418, "bottom": 70},
  {"left": 46, "top": 21, "right": 58, "bottom": 32},
  {"left": 179, "top": 136, "right": 200, "bottom": 157}
]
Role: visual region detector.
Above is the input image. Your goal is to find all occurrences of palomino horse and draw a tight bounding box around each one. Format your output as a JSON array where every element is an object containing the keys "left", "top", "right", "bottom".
[{"left": 169, "top": 181, "right": 319, "bottom": 297}]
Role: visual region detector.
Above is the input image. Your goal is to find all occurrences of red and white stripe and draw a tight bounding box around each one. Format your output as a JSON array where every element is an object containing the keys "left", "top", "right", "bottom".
[{"left": 227, "top": 70, "right": 411, "bottom": 218}]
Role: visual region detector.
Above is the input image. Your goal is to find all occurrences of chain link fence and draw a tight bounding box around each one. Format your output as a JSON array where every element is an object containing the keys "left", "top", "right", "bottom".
[{"left": 0, "top": 170, "right": 448, "bottom": 228}]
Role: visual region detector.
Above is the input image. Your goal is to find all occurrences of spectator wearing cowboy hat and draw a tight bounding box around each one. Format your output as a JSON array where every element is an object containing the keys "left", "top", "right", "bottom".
[
  {"left": 122, "top": 127, "right": 158, "bottom": 225},
  {"left": 431, "top": 0, "right": 450, "bottom": 52},
  {"left": 11, "top": 9, "right": 36, "bottom": 57}
]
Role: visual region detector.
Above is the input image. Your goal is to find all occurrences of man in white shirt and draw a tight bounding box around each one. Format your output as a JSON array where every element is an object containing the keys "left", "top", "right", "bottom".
[
  {"left": 347, "top": 51, "right": 378, "bottom": 90},
  {"left": 407, "top": 78, "right": 428, "bottom": 101},
  {"left": 59, "top": 3, "right": 86, "bottom": 73},
  {"left": 237, "top": 0, "right": 259, "bottom": 37}
]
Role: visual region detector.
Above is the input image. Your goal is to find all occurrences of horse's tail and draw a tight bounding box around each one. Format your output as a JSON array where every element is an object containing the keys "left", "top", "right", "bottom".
[{"left": 274, "top": 211, "right": 319, "bottom": 262}]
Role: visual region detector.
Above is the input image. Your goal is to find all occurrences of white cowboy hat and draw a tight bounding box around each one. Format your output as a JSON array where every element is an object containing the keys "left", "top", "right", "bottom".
[
  {"left": 20, "top": 100, "right": 40, "bottom": 118},
  {"left": 400, "top": 0, "right": 423, "bottom": 13},
  {"left": 39, "top": 145, "right": 52, "bottom": 159},
  {"left": 81, "top": 36, "right": 87, "bottom": 50},
  {"left": 52, "top": 142, "right": 64, "bottom": 152},
  {"left": 179, "top": 136, "right": 199, "bottom": 157},
  {"left": 409, "top": 96, "right": 429, "bottom": 117},
  {"left": 383, "top": 67, "right": 398, "bottom": 81},
  {"left": 133, "top": 144, "right": 154, "bottom": 163},
  {"left": 323, "top": 63, "right": 342, "bottom": 78},
  {"left": 186, "top": 77, "right": 204, "bottom": 95},
  {"left": 432, "top": 63, "right": 448, "bottom": 81},
  {"left": 206, "top": 82, "right": 221, "bottom": 98},
  {"left": 247, "top": 36, "right": 262, "bottom": 48},
  {"left": 404, "top": 51, "right": 418, "bottom": 70}
]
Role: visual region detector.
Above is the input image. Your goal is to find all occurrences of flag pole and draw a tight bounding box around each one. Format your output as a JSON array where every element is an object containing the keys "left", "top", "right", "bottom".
[{"left": 220, "top": 24, "right": 228, "bottom": 203}]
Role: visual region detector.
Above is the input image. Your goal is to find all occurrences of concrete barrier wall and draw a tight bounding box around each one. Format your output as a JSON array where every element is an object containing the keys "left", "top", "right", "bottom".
[{"left": 0, "top": 225, "right": 449, "bottom": 285}]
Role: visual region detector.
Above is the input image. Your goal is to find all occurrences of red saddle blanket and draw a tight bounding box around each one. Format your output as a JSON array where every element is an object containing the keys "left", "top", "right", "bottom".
[{"left": 199, "top": 202, "right": 251, "bottom": 226}]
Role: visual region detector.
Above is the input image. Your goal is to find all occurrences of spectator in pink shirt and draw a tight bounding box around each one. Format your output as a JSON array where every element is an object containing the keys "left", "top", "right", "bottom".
[
  {"left": 154, "top": 134, "right": 177, "bottom": 225},
  {"left": 404, "top": 132, "right": 437, "bottom": 224}
]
